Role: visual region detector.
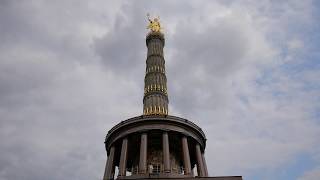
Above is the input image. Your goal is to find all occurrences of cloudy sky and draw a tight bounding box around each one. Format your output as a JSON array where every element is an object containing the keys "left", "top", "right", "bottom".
[{"left": 1, "top": 0, "right": 320, "bottom": 180}]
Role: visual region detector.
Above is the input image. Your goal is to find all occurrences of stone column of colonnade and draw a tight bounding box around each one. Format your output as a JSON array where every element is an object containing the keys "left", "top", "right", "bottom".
[
  {"left": 196, "top": 143, "right": 206, "bottom": 176},
  {"left": 119, "top": 138, "right": 128, "bottom": 176},
  {"left": 182, "top": 136, "right": 192, "bottom": 175},
  {"left": 139, "top": 133, "right": 148, "bottom": 174},
  {"left": 163, "top": 131, "right": 171, "bottom": 173},
  {"left": 202, "top": 152, "right": 209, "bottom": 176},
  {"left": 103, "top": 146, "right": 115, "bottom": 180}
]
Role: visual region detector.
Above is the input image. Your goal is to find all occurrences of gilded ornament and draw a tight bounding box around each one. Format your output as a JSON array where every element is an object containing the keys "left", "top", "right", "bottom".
[{"left": 147, "top": 13, "right": 162, "bottom": 33}]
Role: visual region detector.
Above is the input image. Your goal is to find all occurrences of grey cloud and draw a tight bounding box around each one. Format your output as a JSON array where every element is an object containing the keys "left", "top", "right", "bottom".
[
  {"left": 93, "top": 11, "right": 145, "bottom": 73},
  {"left": 0, "top": 0, "right": 319, "bottom": 180},
  {"left": 0, "top": 1, "right": 119, "bottom": 180},
  {"left": 93, "top": 0, "right": 195, "bottom": 75},
  {"left": 166, "top": 11, "right": 260, "bottom": 116}
]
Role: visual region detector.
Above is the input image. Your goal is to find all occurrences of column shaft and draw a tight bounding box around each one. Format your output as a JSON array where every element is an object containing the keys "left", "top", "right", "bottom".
[
  {"left": 103, "top": 146, "right": 115, "bottom": 180},
  {"left": 143, "top": 33, "right": 168, "bottom": 115},
  {"left": 182, "top": 136, "right": 192, "bottom": 175},
  {"left": 196, "top": 144, "right": 205, "bottom": 177},
  {"left": 119, "top": 138, "right": 128, "bottom": 176},
  {"left": 139, "top": 133, "right": 148, "bottom": 174},
  {"left": 163, "top": 132, "right": 170, "bottom": 173},
  {"left": 202, "top": 152, "right": 208, "bottom": 176}
]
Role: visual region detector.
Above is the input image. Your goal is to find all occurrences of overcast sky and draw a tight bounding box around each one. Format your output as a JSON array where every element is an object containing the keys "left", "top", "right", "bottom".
[{"left": 1, "top": 0, "right": 320, "bottom": 180}]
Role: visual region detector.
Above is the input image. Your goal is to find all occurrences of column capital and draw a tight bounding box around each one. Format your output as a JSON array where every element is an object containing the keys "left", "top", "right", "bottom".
[{"left": 161, "top": 128, "right": 170, "bottom": 132}]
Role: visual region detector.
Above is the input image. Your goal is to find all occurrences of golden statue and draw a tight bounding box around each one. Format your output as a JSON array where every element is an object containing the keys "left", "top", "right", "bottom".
[{"left": 147, "top": 13, "right": 162, "bottom": 33}]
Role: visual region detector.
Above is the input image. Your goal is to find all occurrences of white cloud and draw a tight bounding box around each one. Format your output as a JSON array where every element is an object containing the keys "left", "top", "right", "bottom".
[
  {"left": 298, "top": 166, "right": 320, "bottom": 180},
  {"left": 0, "top": 0, "right": 319, "bottom": 180},
  {"left": 288, "top": 38, "right": 304, "bottom": 50}
]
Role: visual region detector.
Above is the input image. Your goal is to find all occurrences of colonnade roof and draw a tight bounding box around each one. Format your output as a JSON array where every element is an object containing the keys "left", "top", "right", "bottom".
[{"left": 105, "top": 115, "right": 207, "bottom": 151}]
